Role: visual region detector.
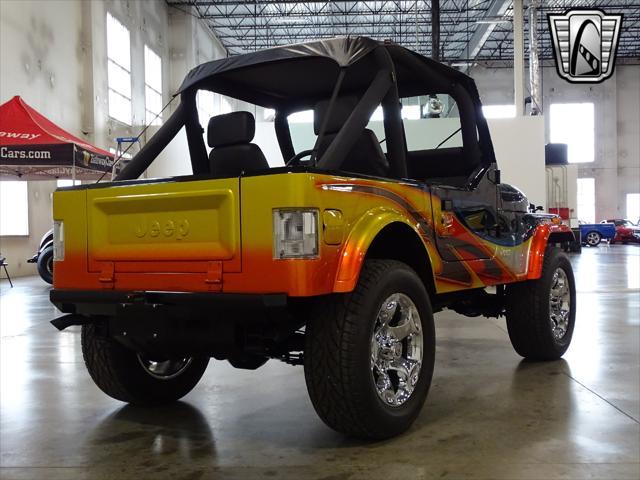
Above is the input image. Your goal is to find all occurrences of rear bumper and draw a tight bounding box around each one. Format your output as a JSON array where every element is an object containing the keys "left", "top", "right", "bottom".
[
  {"left": 51, "top": 289, "right": 287, "bottom": 317},
  {"left": 50, "top": 289, "right": 292, "bottom": 357}
]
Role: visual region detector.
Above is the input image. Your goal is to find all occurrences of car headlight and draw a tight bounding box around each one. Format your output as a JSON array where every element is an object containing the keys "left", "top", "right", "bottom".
[
  {"left": 53, "top": 221, "right": 64, "bottom": 261},
  {"left": 273, "top": 209, "right": 318, "bottom": 259}
]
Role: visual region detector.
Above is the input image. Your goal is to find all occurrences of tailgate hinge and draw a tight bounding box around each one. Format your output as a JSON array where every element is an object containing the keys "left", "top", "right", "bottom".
[
  {"left": 205, "top": 261, "right": 223, "bottom": 291},
  {"left": 98, "top": 262, "right": 115, "bottom": 288}
]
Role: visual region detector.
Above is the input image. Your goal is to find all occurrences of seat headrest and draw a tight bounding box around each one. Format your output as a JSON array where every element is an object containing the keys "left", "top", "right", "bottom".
[
  {"left": 313, "top": 96, "right": 358, "bottom": 135},
  {"left": 208, "top": 111, "right": 255, "bottom": 148}
]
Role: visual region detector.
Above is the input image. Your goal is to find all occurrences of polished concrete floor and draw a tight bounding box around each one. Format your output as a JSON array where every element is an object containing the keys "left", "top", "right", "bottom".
[{"left": 1, "top": 245, "right": 638, "bottom": 480}]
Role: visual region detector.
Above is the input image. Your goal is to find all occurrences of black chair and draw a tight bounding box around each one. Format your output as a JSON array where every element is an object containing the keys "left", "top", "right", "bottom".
[
  {"left": 207, "top": 111, "right": 269, "bottom": 176},
  {"left": 0, "top": 255, "right": 13, "bottom": 288},
  {"left": 314, "top": 96, "right": 389, "bottom": 177}
]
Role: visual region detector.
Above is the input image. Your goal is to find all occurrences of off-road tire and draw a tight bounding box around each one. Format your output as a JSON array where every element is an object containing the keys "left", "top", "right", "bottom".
[
  {"left": 505, "top": 248, "right": 576, "bottom": 360},
  {"left": 304, "top": 259, "right": 435, "bottom": 440},
  {"left": 37, "top": 245, "right": 53, "bottom": 284},
  {"left": 81, "top": 323, "right": 209, "bottom": 405}
]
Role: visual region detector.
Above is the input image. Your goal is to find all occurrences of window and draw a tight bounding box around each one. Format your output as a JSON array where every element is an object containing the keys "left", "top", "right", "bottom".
[
  {"left": 0, "top": 181, "right": 28, "bottom": 236},
  {"left": 550, "top": 103, "right": 594, "bottom": 163},
  {"left": 56, "top": 180, "right": 80, "bottom": 188},
  {"left": 403, "top": 94, "right": 462, "bottom": 151},
  {"left": 219, "top": 96, "right": 232, "bottom": 115},
  {"left": 263, "top": 108, "right": 275, "bottom": 121},
  {"left": 577, "top": 177, "right": 595, "bottom": 223},
  {"left": 144, "top": 45, "right": 162, "bottom": 126},
  {"left": 627, "top": 193, "right": 640, "bottom": 223},
  {"left": 482, "top": 104, "right": 516, "bottom": 119},
  {"left": 288, "top": 110, "right": 314, "bottom": 123},
  {"left": 107, "top": 13, "right": 132, "bottom": 125}
]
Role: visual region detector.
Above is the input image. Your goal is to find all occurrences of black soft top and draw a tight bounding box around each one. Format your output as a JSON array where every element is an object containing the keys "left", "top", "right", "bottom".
[{"left": 176, "top": 36, "right": 474, "bottom": 109}]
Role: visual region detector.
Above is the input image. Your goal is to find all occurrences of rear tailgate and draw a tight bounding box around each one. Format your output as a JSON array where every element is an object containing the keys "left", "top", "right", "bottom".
[{"left": 78, "top": 178, "right": 240, "bottom": 291}]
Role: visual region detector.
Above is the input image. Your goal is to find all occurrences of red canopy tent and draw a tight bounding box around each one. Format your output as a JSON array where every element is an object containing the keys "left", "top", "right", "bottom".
[{"left": 0, "top": 96, "right": 116, "bottom": 180}]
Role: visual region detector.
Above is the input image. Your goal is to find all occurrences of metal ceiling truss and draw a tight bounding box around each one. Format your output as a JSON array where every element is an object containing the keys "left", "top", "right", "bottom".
[{"left": 166, "top": 0, "right": 640, "bottom": 64}]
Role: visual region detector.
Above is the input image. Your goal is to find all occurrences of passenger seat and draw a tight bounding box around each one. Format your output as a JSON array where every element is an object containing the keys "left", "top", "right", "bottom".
[
  {"left": 314, "top": 96, "right": 389, "bottom": 177},
  {"left": 208, "top": 111, "right": 269, "bottom": 176}
]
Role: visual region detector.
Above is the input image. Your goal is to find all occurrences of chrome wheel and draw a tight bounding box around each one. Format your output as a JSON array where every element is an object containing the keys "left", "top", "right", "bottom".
[
  {"left": 46, "top": 256, "right": 53, "bottom": 276},
  {"left": 137, "top": 355, "right": 193, "bottom": 380},
  {"left": 586, "top": 231, "right": 601, "bottom": 246},
  {"left": 370, "top": 293, "right": 423, "bottom": 407},
  {"left": 549, "top": 268, "right": 571, "bottom": 340}
]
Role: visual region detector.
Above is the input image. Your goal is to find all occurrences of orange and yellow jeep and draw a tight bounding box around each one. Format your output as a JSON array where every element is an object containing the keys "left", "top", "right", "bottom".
[{"left": 50, "top": 37, "right": 576, "bottom": 439}]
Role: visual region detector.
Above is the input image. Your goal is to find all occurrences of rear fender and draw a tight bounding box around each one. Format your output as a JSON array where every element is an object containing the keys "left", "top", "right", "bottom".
[{"left": 333, "top": 207, "right": 425, "bottom": 292}]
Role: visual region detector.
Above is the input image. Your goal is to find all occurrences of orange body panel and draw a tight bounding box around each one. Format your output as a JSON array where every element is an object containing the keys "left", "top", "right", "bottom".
[{"left": 53, "top": 172, "right": 559, "bottom": 297}]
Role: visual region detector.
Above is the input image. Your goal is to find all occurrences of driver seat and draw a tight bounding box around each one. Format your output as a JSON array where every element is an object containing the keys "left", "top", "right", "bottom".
[{"left": 208, "top": 111, "right": 268, "bottom": 176}]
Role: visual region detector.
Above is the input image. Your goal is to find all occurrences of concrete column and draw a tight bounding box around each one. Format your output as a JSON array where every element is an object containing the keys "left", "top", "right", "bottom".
[{"left": 513, "top": 0, "right": 525, "bottom": 116}]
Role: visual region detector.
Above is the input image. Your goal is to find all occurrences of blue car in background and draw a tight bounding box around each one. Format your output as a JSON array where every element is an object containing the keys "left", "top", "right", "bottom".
[{"left": 579, "top": 222, "right": 616, "bottom": 247}]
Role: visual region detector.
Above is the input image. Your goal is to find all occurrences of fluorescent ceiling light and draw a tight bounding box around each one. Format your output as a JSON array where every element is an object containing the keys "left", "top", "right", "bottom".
[{"left": 476, "top": 17, "right": 511, "bottom": 24}]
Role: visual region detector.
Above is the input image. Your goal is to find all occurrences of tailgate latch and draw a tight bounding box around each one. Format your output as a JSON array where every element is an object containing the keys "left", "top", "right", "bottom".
[{"left": 205, "top": 261, "right": 223, "bottom": 291}]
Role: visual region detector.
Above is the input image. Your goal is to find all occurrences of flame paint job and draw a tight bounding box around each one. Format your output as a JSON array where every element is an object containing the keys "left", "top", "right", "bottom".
[{"left": 53, "top": 172, "right": 569, "bottom": 297}]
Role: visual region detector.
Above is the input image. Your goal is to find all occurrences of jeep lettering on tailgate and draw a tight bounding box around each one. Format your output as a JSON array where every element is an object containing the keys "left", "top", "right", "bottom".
[{"left": 134, "top": 217, "right": 190, "bottom": 240}]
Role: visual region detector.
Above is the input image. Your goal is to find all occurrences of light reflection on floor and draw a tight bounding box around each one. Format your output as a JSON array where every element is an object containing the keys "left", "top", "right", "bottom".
[{"left": 0, "top": 244, "right": 638, "bottom": 480}]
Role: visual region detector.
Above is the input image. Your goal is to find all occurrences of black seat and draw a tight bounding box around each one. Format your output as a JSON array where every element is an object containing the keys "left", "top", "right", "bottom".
[
  {"left": 208, "top": 111, "right": 269, "bottom": 176},
  {"left": 313, "top": 96, "right": 389, "bottom": 177}
]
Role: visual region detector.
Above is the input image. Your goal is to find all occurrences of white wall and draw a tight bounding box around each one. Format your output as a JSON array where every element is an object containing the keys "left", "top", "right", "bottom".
[
  {"left": 0, "top": 0, "right": 85, "bottom": 278},
  {"left": 469, "top": 63, "right": 640, "bottom": 220},
  {"left": 487, "top": 116, "right": 546, "bottom": 207},
  {"left": 0, "top": 0, "right": 225, "bottom": 277}
]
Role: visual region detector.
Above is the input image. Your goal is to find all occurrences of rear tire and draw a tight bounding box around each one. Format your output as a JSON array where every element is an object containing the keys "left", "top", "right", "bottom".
[
  {"left": 81, "top": 323, "right": 209, "bottom": 405},
  {"left": 304, "top": 259, "right": 435, "bottom": 439},
  {"left": 505, "top": 248, "right": 576, "bottom": 360},
  {"left": 37, "top": 246, "right": 53, "bottom": 284},
  {"left": 585, "top": 231, "right": 601, "bottom": 247}
]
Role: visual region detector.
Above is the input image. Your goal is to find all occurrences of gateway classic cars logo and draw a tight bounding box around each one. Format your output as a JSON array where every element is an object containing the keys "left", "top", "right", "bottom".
[{"left": 548, "top": 9, "right": 623, "bottom": 84}]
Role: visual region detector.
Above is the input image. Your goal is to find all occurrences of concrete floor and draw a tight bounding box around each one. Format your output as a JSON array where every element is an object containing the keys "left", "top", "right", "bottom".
[{"left": 1, "top": 245, "right": 638, "bottom": 480}]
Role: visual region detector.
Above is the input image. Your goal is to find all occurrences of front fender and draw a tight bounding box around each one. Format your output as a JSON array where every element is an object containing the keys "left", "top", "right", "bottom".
[
  {"left": 333, "top": 207, "right": 422, "bottom": 292},
  {"left": 527, "top": 223, "right": 574, "bottom": 280}
]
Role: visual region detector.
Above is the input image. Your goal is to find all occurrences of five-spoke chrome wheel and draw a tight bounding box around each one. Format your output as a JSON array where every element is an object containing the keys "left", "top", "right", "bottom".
[
  {"left": 549, "top": 267, "right": 571, "bottom": 340},
  {"left": 370, "top": 293, "right": 423, "bottom": 407},
  {"left": 585, "top": 231, "right": 601, "bottom": 246},
  {"left": 137, "top": 355, "right": 193, "bottom": 380}
]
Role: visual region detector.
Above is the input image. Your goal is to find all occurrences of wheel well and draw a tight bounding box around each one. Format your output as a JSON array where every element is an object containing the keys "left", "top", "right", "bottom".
[
  {"left": 365, "top": 222, "right": 435, "bottom": 296},
  {"left": 548, "top": 231, "right": 576, "bottom": 245}
]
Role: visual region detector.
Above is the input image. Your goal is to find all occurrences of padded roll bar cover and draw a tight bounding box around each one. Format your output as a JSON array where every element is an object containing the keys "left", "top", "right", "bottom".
[
  {"left": 313, "top": 96, "right": 359, "bottom": 135},
  {"left": 208, "top": 112, "right": 256, "bottom": 148}
]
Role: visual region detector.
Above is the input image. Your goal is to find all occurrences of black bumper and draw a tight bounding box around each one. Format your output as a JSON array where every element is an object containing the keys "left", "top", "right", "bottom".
[
  {"left": 51, "top": 289, "right": 287, "bottom": 317},
  {"left": 50, "top": 289, "right": 291, "bottom": 357}
]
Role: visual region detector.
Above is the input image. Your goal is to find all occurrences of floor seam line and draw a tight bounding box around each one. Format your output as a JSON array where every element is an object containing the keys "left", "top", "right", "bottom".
[{"left": 561, "top": 372, "right": 640, "bottom": 424}]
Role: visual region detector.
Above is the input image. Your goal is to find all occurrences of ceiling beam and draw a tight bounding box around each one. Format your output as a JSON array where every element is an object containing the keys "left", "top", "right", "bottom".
[{"left": 457, "top": 0, "right": 512, "bottom": 68}]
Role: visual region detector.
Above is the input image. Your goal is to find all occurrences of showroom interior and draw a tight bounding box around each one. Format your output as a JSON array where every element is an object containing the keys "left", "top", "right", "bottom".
[{"left": 0, "top": 0, "right": 639, "bottom": 478}]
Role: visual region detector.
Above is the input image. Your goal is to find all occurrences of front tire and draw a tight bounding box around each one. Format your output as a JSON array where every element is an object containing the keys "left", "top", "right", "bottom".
[
  {"left": 505, "top": 248, "right": 576, "bottom": 360},
  {"left": 81, "top": 323, "right": 209, "bottom": 405},
  {"left": 37, "top": 245, "right": 53, "bottom": 284},
  {"left": 304, "top": 259, "right": 435, "bottom": 439}
]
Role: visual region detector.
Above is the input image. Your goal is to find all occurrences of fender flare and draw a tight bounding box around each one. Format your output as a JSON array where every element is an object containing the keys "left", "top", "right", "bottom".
[
  {"left": 332, "top": 207, "right": 429, "bottom": 292},
  {"left": 527, "top": 223, "right": 574, "bottom": 280},
  {"left": 40, "top": 240, "right": 54, "bottom": 255}
]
